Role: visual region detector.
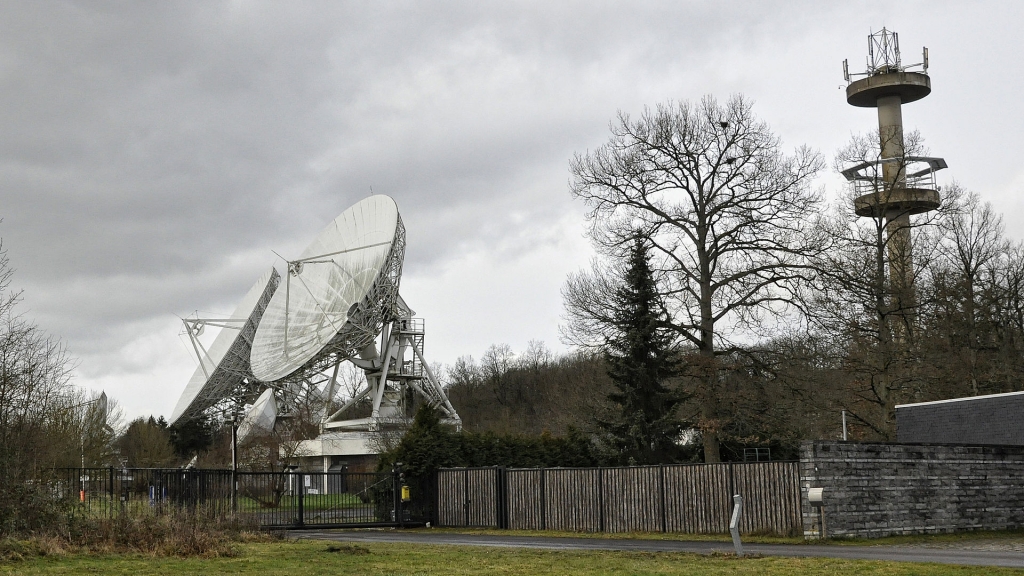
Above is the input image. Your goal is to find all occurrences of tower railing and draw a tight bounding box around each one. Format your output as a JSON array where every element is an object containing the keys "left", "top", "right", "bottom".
[{"left": 841, "top": 156, "right": 947, "bottom": 196}]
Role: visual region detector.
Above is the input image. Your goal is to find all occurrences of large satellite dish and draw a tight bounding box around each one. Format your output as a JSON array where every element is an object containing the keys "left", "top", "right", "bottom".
[
  {"left": 169, "top": 267, "right": 280, "bottom": 425},
  {"left": 171, "top": 194, "right": 459, "bottom": 449},
  {"left": 250, "top": 195, "right": 405, "bottom": 383}
]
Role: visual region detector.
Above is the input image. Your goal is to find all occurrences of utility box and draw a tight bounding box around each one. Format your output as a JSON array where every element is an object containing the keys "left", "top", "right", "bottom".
[{"left": 808, "top": 487, "right": 824, "bottom": 507}]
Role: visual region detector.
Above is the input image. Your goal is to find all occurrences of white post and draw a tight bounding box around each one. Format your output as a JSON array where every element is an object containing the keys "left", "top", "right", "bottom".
[
  {"left": 730, "top": 494, "right": 743, "bottom": 557},
  {"left": 842, "top": 410, "right": 848, "bottom": 441}
]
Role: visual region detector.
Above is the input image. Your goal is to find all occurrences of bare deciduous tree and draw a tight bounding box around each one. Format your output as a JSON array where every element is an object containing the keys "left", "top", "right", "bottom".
[
  {"left": 0, "top": 241, "right": 83, "bottom": 534},
  {"left": 568, "top": 95, "right": 824, "bottom": 461}
]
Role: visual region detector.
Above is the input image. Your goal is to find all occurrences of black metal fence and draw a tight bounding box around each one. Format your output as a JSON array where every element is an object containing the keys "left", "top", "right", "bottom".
[
  {"left": 436, "top": 461, "right": 802, "bottom": 536},
  {"left": 51, "top": 468, "right": 417, "bottom": 529}
]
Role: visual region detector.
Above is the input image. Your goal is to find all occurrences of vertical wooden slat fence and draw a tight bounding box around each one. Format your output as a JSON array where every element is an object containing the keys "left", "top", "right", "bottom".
[
  {"left": 436, "top": 461, "right": 802, "bottom": 536},
  {"left": 436, "top": 467, "right": 502, "bottom": 527},
  {"left": 505, "top": 469, "right": 543, "bottom": 529},
  {"left": 544, "top": 468, "right": 601, "bottom": 531}
]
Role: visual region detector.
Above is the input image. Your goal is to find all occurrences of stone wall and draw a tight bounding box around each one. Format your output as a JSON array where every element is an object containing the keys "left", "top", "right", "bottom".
[{"left": 800, "top": 441, "right": 1024, "bottom": 538}]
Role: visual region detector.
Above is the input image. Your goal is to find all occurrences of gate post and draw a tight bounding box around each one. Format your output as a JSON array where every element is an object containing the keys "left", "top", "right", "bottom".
[
  {"left": 394, "top": 463, "right": 405, "bottom": 528},
  {"left": 108, "top": 466, "right": 114, "bottom": 518},
  {"left": 297, "top": 473, "right": 305, "bottom": 528},
  {"left": 495, "top": 467, "right": 507, "bottom": 529},
  {"left": 432, "top": 470, "right": 439, "bottom": 527}
]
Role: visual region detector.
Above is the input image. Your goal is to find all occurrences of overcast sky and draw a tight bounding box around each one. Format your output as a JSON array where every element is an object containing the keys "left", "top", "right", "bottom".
[{"left": 2, "top": 1, "right": 1022, "bottom": 420}]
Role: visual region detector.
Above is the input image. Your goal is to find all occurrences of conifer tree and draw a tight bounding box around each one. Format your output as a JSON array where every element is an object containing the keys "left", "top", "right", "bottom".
[{"left": 601, "top": 236, "right": 684, "bottom": 464}]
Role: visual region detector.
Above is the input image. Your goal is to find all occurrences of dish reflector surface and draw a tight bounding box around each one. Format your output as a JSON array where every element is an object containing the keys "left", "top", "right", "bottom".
[
  {"left": 169, "top": 267, "right": 280, "bottom": 425},
  {"left": 250, "top": 195, "right": 405, "bottom": 382},
  {"left": 236, "top": 387, "right": 277, "bottom": 444}
]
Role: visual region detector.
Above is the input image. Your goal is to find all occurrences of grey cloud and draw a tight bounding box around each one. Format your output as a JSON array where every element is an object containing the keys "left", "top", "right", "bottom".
[{"left": 1, "top": 1, "right": 1021, "bottom": 417}]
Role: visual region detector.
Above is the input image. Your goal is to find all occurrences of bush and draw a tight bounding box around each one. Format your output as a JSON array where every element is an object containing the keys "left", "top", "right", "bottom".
[
  {"left": 57, "top": 510, "right": 267, "bottom": 557},
  {"left": 378, "top": 406, "right": 607, "bottom": 518},
  {"left": 0, "top": 509, "right": 273, "bottom": 562}
]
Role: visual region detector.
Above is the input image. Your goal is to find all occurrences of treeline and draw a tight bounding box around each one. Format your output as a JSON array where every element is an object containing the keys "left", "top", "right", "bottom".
[{"left": 441, "top": 342, "right": 614, "bottom": 436}]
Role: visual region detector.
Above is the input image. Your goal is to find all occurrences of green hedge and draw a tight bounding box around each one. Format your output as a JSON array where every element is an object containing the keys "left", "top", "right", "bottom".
[{"left": 378, "top": 407, "right": 605, "bottom": 518}]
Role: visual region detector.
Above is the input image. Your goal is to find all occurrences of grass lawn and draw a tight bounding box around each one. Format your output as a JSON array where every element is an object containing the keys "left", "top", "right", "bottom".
[
  {"left": 2, "top": 541, "right": 1022, "bottom": 575},
  {"left": 423, "top": 526, "right": 1024, "bottom": 547}
]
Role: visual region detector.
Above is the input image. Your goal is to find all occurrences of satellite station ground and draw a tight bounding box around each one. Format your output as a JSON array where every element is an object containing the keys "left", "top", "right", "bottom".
[{"left": 172, "top": 195, "right": 460, "bottom": 471}]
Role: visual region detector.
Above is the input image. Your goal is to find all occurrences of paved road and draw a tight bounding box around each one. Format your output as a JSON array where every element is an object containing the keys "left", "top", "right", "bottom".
[{"left": 291, "top": 529, "right": 1024, "bottom": 568}]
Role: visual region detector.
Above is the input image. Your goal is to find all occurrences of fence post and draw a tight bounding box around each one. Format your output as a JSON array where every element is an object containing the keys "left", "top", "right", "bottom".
[
  {"left": 659, "top": 464, "right": 667, "bottom": 533},
  {"left": 464, "top": 468, "right": 470, "bottom": 527},
  {"left": 297, "top": 473, "right": 305, "bottom": 528},
  {"left": 728, "top": 462, "right": 735, "bottom": 530},
  {"left": 108, "top": 466, "right": 114, "bottom": 518},
  {"left": 598, "top": 468, "right": 605, "bottom": 533},
  {"left": 495, "top": 467, "right": 505, "bottom": 529},
  {"left": 728, "top": 462, "right": 735, "bottom": 501},
  {"left": 539, "top": 468, "right": 546, "bottom": 531},
  {"left": 393, "top": 463, "right": 404, "bottom": 528},
  {"left": 432, "top": 470, "right": 439, "bottom": 527}
]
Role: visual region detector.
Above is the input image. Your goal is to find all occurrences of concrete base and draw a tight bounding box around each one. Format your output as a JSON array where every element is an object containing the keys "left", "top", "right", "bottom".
[{"left": 287, "top": 430, "right": 382, "bottom": 473}]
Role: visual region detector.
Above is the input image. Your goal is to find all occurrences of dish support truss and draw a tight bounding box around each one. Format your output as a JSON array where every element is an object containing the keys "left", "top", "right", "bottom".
[
  {"left": 178, "top": 269, "right": 281, "bottom": 423},
  {"left": 322, "top": 312, "right": 461, "bottom": 432}
]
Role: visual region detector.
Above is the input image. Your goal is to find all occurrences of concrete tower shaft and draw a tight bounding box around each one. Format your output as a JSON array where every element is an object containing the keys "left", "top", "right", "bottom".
[{"left": 877, "top": 95, "right": 905, "bottom": 184}]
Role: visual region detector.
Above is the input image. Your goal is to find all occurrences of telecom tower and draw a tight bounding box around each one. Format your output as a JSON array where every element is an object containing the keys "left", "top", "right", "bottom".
[{"left": 841, "top": 29, "right": 947, "bottom": 320}]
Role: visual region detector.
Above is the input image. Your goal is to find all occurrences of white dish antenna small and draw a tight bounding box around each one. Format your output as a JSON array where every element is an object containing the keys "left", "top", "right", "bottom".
[
  {"left": 169, "top": 267, "right": 280, "bottom": 425},
  {"left": 236, "top": 387, "right": 278, "bottom": 444}
]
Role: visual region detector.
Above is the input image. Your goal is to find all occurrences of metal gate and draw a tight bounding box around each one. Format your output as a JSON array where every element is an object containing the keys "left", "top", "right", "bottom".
[{"left": 53, "top": 468, "right": 418, "bottom": 529}]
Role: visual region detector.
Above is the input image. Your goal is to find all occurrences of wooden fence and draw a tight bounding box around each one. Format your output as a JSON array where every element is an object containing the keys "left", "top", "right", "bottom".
[{"left": 436, "top": 461, "right": 802, "bottom": 536}]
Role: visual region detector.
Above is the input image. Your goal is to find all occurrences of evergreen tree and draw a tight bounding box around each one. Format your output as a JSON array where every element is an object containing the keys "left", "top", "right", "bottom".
[
  {"left": 168, "top": 413, "right": 215, "bottom": 461},
  {"left": 601, "top": 237, "right": 684, "bottom": 464}
]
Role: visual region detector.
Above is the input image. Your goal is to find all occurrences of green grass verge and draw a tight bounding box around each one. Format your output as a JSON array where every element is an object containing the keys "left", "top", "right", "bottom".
[
  {"left": 69, "top": 493, "right": 370, "bottom": 514},
  {"left": 418, "top": 526, "right": 1024, "bottom": 547},
  {"left": 418, "top": 527, "right": 804, "bottom": 544},
  {"left": 2, "top": 541, "right": 1021, "bottom": 575}
]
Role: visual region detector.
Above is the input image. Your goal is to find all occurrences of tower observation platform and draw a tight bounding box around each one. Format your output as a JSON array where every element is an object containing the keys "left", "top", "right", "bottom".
[{"left": 841, "top": 28, "right": 945, "bottom": 218}]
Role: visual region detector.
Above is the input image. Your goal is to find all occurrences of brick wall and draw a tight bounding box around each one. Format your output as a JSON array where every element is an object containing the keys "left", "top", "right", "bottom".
[{"left": 800, "top": 441, "right": 1024, "bottom": 538}]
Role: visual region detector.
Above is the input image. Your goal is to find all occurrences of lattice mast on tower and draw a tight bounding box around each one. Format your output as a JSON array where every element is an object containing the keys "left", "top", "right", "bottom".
[{"left": 841, "top": 28, "right": 947, "bottom": 321}]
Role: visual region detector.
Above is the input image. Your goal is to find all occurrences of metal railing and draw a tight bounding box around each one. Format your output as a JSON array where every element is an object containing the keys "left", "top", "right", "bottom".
[
  {"left": 850, "top": 170, "right": 938, "bottom": 197},
  {"left": 50, "top": 467, "right": 419, "bottom": 529}
]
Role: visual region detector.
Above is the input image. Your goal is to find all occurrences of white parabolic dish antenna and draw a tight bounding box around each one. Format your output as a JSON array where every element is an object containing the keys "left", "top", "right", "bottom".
[
  {"left": 236, "top": 387, "right": 278, "bottom": 444},
  {"left": 169, "top": 267, "right": 280, "bottom": 425},
  {"left": 250, "top": 195, "right": 405, "bottom": 383}
]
